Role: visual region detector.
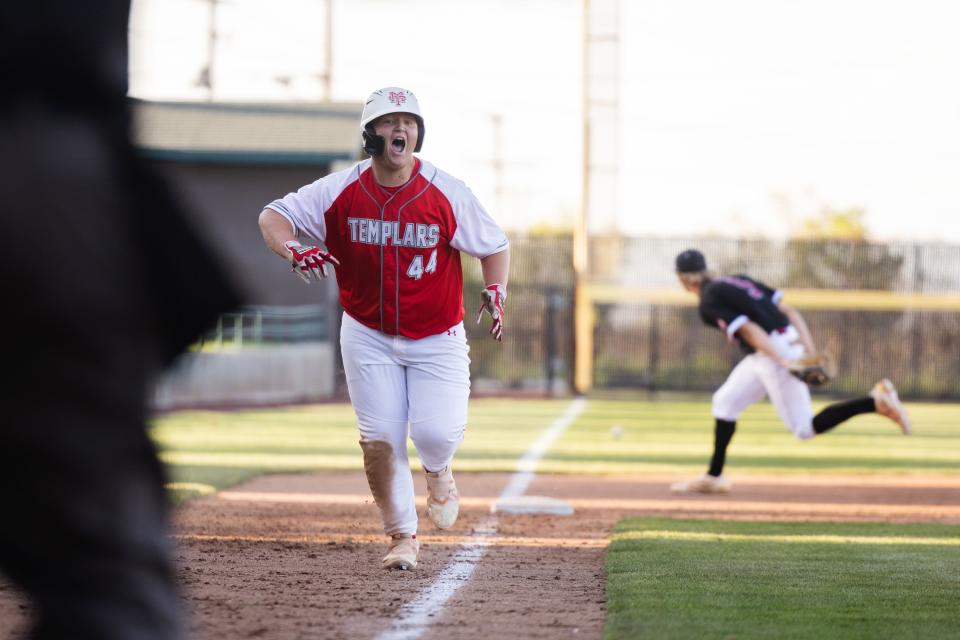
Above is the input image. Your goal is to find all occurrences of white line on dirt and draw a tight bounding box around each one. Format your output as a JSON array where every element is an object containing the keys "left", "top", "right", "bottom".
[
  {"left": 374, "top": 397, "right": 587, "bottom": 640},
  {"left": 498, "top": 398, "right": 588, "bottom": 501}
]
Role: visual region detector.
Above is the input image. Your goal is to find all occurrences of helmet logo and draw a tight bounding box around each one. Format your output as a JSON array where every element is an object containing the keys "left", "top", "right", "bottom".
[{"left": 388, "top": 91, "right": 407, "bottom": 106}]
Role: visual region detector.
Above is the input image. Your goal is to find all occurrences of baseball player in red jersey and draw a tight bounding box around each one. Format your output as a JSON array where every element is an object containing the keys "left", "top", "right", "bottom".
[
  {"left": 258, "top": 87, "right": 509, "bottom": 570},
  {"left": 670, "top": 249, "right": 911, "bottom": 494}
]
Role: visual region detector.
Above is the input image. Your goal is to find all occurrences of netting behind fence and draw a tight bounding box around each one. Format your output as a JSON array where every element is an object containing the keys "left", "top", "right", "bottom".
[{"left": 589, "top": 236, "right": 960, "bottom": 293}]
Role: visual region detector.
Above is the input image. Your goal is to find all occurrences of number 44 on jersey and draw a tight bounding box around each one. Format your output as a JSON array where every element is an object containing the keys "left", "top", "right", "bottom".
[{"left": 407, "top": 249, "right": 438, "bottom": 280}]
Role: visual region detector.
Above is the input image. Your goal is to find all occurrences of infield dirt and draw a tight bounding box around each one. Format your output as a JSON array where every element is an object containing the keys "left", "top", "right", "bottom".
[{"left": 2, "top": 471, "right": 958, "bottom": 639}]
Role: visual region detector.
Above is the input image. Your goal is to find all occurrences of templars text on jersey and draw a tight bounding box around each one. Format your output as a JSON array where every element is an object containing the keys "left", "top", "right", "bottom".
[{"left": 347, "top": 218, "right": 441, "bottom": 248}]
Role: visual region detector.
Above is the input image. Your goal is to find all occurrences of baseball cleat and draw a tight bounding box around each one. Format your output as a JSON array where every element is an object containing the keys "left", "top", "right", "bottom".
[
  {"left": 871, "top": 378, "right": 912, "bottom": 435},
  {"left": 382, "top": 534, "right": 419, "bottom": 570},
  {"left": 424, "top": 465, "right": 460, "bottom": 530},
  {"left": 670, "top": 473, "right": 731, "bottom": 494}
]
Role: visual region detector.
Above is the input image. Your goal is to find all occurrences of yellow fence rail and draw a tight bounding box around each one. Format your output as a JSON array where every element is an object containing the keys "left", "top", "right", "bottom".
[{"left": 585, "top": 285, "right": 960, "bottom": 311}]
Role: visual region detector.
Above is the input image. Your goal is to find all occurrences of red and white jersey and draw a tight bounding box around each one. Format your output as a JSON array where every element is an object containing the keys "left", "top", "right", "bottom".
[{"left": 267, "top": 158, "right": 509, "bottom": 339}]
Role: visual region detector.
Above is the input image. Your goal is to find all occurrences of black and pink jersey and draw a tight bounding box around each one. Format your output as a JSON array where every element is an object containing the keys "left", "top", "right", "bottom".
[
  {"left": 267, "top": 158, "right": 509, "bottom": 339},
  {"left": 698, "top": 274, "right": 789, "bottom": 352}
]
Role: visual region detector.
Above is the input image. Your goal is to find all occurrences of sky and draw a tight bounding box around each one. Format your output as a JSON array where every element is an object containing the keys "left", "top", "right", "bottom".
[{"left": 129, "top": 0, "right": 960, "bottom": 243}]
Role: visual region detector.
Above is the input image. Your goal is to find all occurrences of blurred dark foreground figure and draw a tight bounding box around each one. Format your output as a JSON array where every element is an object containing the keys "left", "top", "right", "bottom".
[{"left": 0, "top": 2, "right": 241, "bottom": 638}]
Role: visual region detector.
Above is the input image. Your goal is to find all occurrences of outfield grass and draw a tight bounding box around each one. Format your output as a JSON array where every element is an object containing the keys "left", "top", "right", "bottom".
[
  {"left": 547, "top": 396, "right": 960, "bottom": 475},
  {"left": 150, "top": 396, "right": 960, "bottom": 502},
  {"left": 605, "top": 517, "right": 960, "bottom": 640}
]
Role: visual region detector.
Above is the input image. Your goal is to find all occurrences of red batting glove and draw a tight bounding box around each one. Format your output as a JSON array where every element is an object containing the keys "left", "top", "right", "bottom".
[
  {"left": 476, "top": 283, "right": 506, "bottom": 341},
  {"left": 284, "top": 240, "right": 339, "bottom": 283}
]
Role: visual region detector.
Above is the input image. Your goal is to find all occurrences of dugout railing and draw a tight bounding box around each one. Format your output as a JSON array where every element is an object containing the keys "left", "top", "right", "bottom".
[{"left": 197, "top": 304, "right": 332, "bottom": 348}]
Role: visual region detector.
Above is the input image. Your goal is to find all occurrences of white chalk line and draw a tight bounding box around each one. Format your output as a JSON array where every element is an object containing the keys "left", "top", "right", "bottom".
[{"left": 374, "top": 397, "right": 587, "bottom": 640}]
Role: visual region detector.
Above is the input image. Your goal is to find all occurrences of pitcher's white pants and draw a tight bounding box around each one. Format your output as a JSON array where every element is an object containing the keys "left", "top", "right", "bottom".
[
  {"left": 340, "top": 312, "right": 470, "bottom": 536},
  {"left": 711, "top": 325, "right": 816, "bottom": 440}
]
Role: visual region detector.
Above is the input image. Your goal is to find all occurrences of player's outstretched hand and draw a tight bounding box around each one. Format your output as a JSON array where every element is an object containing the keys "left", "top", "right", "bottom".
[
  {"left": 284, "top": 240, "right": 339, "bottom": 283},
  {"left": 476, "top": 283, "right": 506, "bottom": 341}
]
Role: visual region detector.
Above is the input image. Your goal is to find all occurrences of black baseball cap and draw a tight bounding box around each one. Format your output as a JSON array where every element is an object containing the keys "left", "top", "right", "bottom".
[{"left": 675, "top": 249, "right": 707, "bottom": 273}]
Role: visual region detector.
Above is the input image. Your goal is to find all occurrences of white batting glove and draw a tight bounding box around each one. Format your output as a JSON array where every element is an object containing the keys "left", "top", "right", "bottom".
[
  {"left": 476, "top": 283, "right": 506, "bottom": 341},
  {"left": 284, "top": 240, "right": 340, "bottom": 283}
]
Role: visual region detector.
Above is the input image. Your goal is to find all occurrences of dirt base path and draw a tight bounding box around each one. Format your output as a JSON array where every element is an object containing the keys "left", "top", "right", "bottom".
[{"left": 2, "top": 472, "right": 959, "bottom": 639}]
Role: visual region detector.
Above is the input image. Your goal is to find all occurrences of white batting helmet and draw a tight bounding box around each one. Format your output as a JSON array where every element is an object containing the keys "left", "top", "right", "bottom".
[{"left": 360, "top": 87, "right": 425, "bottom": 155}]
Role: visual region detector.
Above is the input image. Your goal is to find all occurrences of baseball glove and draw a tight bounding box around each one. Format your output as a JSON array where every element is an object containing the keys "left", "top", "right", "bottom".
[{"left": 788, "top": 352, "right": 837, "bottom": 387}]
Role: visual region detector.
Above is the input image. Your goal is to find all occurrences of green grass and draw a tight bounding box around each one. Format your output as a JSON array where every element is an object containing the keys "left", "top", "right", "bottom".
[
  {"left": 605, "top": 518, "right": 960, "bottom": 640},
  {"left": 151, "top": 399, "right": 573, "bottom": 502},
  {"left": 547, "top": 396, "right": 960, "bottom": 475},
  {"left": 151, "top": 396, "right": 960, "bottom": 637},
  {"left": 150, "top": 396, "right": 960, "bottom": 503}
]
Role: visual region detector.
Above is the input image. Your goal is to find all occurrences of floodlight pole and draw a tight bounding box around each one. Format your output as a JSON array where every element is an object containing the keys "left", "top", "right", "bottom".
[
  {"left": 573, "top": 0, "right": 593, "bottom": 395},
  {"left": 574, "top": 0, "right": 620, "bottom": 395}
]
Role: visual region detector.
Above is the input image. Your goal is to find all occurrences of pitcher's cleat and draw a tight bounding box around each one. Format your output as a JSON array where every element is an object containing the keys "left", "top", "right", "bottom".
[
  {"left": 382, "top": 534, "right": 419, "bottom": 570},
  {"left": 871, "top": 378, "right": 912, "bottom": 435},
  {"left": 424, "top": 465, "right": 460, "bottom": 529},
  {"left": 670, "top": 473, "right": 731, "bottom": 494}
]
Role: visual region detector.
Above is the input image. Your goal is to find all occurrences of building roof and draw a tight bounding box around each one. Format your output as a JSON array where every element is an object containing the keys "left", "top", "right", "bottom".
[{"left": 132, "top": 99, "right": 362, "bottom": 165}]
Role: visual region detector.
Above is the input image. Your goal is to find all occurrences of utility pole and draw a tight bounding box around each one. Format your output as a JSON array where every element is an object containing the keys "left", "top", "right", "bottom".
[
  {"left": 322, "top": 0, "right": 333, "bottom": 99},
  {"left": 196, "top": 0, "right": 218, "bottom": 101}
]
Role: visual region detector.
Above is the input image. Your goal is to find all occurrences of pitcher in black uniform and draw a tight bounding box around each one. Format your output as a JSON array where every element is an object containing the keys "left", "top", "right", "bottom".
[{"left": 670, "top": 249, "right": 910, "bottom": 494}]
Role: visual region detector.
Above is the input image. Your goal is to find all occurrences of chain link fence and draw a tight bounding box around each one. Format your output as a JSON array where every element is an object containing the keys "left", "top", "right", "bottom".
[
  {"left": 590, "top": 236, "right": 960, "bottom": 400},
  {"left": 199, "top": 234, "right": 960, "bottom": 400}
]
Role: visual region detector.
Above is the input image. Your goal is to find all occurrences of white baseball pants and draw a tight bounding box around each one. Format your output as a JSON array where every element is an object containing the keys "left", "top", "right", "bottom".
[
  {"left": 339, "top": 312, "right": 470, "bottom": 536},
  {"left": 711, "top": 325, "right": 816, "bottom": 440}
]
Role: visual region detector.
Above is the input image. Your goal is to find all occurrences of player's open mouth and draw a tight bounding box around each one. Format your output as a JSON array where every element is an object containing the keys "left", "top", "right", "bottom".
[{"left": 391, "top": 137, "right": 406, "bottom": 152}]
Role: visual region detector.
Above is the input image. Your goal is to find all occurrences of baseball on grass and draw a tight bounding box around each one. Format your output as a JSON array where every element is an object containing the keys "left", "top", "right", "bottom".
[{"left": 610, "top": 424, "right": 624, "bottom": 440}]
